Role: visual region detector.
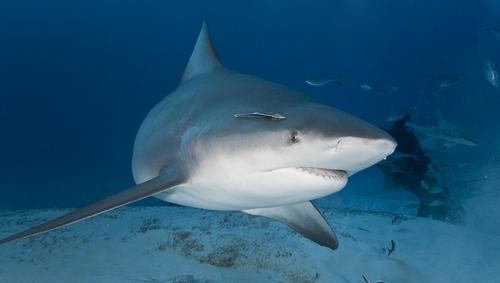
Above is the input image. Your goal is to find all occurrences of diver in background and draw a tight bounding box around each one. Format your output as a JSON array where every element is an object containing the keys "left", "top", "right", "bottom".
[{"left": 379, "top": 113, "right": 450, "bottom": 221}]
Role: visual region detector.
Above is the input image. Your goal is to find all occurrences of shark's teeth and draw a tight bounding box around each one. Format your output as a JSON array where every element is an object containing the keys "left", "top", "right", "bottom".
[{"left": 295, "top": 167, "right": 347, "bottom": 181}]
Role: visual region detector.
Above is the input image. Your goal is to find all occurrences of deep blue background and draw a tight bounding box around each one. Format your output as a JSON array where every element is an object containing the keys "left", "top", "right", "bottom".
[{"left": 0, "top": 0, "right": 499, "bottom": 209}]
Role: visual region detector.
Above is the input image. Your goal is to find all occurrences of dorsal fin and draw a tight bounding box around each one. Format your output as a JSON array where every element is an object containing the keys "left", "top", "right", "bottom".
[{"left": 180, "top": 22, "right": 222, "bottom": 85}]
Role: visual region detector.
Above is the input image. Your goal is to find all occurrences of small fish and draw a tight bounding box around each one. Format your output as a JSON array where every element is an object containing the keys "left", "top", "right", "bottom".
[
  {"left": 430, "top": 76, "right": 460, "bottom": 94},
  {"left": 386, "top": 112, "right": 407, "bottom": 122},
  {"left": 234, "top": 112, "right": 287, "bottom": 121},
  {"left": 387, "top": 239, "right": 396, "bottom": 256},
  {"left": 485, "top": 59, "right": 500, "bottom": 89},
  {"left": 392, "top": 215, "right": 401, "bottom": 225},
  {"left": 443, "top": 162, "right": 468, "bottom": 168},
  {"left": 305, "top": 74, "right": 343, "bottom": 86},
  {"left": 455, "top": 136, "right": 479, "bottom": 147},
  {"left": 360, "top": 84, "right": 372, "bottom": 91},
  {"left": 362, "top": 275, "right": 385, "bottom": 283},
  {"left": 428, "top": 187, "right": 445, "bottom": 194},
  {"left": 428, "top": 200, "right": 444, "bottom": 207},
  {"left": 420, "top": 180, "right": 430, "bottom": 190}
]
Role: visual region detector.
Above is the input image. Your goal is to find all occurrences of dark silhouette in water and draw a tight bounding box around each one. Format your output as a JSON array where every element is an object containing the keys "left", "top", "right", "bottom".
[
  {"left": 379, "top": 113, "right": 455, "bottom": 221},
  {"left": 387, "top": 113, "right": 427, "bottom": 162}
]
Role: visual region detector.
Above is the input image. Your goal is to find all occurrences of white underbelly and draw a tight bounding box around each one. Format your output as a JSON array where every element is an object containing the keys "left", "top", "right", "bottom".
[{"left": 154, "top": 167, "right": 348, "bottom": 210}]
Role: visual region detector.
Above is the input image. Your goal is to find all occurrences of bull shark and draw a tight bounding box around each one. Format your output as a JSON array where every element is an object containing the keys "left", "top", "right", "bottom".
[
  {"left": 406, "top": 111, "right": 478, "bottom": 150},
  {"left": 0, "top": 23, "right": 396, "bottom": 250},
  {"left": 407, "top": 123, "right": 478, "bottom": 147}
]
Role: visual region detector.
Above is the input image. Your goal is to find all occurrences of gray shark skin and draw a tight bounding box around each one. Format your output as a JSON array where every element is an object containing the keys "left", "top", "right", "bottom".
[{"left": 0, "top": 23, "right": 396, "bottom": 250}]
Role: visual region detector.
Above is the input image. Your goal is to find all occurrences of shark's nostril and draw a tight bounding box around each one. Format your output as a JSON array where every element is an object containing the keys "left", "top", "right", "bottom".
[{"left": 334, "top": 138, "right": 343, "bottom": 152}]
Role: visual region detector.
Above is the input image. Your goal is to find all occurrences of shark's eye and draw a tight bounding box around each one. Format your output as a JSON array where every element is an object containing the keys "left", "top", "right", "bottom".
[{"left": 290, "top": 130, "right": 300, "bottom": 144}]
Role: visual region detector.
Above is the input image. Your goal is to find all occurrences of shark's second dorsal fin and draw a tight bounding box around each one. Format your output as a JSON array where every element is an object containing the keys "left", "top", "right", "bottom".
[{"left": 180, "top": 22, "right": 222, "bottom": 85}]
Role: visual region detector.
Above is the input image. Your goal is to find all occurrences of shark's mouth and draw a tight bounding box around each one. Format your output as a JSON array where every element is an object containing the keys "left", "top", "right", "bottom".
[{"left": 294, "top": 167, "right": 348, "bottom": 181}]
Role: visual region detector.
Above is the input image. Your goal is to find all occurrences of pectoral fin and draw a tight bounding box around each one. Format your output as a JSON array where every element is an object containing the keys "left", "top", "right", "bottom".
[
  {"left": 243, "top": 201, "right": 338, "bottom": 250},
  {"left": 0, "top": 172, "right": 185, "bottom": 245}
]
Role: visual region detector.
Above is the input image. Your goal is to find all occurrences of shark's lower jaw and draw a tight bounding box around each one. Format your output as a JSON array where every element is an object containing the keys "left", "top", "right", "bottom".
[{"left": 294, "top": 167, "right": 348, "bottom": 181}]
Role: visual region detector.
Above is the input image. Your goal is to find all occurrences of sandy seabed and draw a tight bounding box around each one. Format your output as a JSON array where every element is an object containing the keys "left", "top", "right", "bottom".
[{"left": 0, "top": 204, "right": 498, "bottom": 283}]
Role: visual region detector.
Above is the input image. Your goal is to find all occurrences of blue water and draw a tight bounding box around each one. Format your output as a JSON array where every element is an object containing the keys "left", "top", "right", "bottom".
[{"left": 0, "top": 0, "right": 498, "bottom": 217}]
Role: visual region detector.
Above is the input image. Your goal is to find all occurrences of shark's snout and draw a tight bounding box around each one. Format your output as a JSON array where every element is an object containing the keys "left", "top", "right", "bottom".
[
  {"left": 329, "top": 133, "right": 396, "bottom": 176},
  {"left": 368, "top": 137, "right": 398, "bottom": 159},
  {"left": 373, "top": 129, "right": 398, "bottom": 158},
  {"left": 381, "top": 136, "right": 398, "bottom": 153}
]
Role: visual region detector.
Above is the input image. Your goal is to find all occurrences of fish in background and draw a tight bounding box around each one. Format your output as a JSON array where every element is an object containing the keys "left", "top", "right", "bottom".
[
  {"left": 360, "top": 84, "right": 399, "bottom": 95},
  {"left": 362, "top": 274, "right": 385, "bottom": 283},
  {"left": 386, "top": 112, "right": 408, "bottom": 122},
  {"left": 360, "top": 84, "right": 372, "bottom": 92},
  {"left": 429, "top": 76, "right": 460, "bottom": 95},
  {"left": 305, "top": 74, "right": 343, "bottom": 86},
  {"left": 407, "top": 123, "right": 478, "bottom": 147},
  {"left": 484, "top": 59, "right": 500, "bottom": 89},
  {"left": 406, "top": 111, "right": 478, "bottom": 151}
]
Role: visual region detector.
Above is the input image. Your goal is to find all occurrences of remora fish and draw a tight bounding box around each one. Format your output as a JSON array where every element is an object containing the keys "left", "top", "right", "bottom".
[
  {"left": 485, "top": 59, "right": 500, "bottom": 88},
  {"left": 0, "top": 23, "right": 396, "bottom": 250},
  {"left": 305, "top": 74, "right": 343, "bottom": 86}
]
